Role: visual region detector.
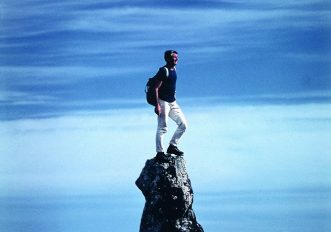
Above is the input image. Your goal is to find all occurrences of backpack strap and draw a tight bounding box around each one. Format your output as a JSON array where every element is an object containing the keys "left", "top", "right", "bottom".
[{"left": 163, "top": 66, "right": 169, "bottom": 78}]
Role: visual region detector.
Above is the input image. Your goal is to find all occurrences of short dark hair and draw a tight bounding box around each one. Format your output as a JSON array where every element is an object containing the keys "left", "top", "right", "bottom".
[{"left": 164, "top": 50, "right": 178, "bottom": 61}]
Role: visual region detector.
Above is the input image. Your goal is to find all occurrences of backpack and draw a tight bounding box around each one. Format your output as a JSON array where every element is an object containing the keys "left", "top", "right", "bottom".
[{"left": 145, "top": 67, "right": 169, "bottom": 106}]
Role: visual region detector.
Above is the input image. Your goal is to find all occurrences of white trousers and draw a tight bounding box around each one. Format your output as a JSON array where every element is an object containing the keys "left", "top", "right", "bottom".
[{"left": 156, "top": 100, "right": 188, "bottom": 152}]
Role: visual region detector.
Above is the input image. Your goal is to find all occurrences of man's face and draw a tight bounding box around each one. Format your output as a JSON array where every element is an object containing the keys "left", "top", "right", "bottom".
[{"left": 167, "top": 53, "right": 178, "bottom": 66}]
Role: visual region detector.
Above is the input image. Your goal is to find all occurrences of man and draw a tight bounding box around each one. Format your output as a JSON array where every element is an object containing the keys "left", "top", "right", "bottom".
[{"left": 154, "top": 50, "right": 188, "bottom": 156}]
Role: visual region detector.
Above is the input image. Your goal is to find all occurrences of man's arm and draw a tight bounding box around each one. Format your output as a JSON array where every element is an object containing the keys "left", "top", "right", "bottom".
[{"left": 154, "top": 80, "right": 162, "bottom": 115}]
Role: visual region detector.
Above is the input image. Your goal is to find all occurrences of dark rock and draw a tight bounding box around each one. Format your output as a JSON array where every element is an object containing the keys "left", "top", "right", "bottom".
[{"left": 136, "top": 154, "right": 204, "bottom": 232}]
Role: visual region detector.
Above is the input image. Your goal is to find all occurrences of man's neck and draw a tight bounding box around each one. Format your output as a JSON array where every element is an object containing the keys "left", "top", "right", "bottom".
[{"left": 166, "top": 64, "right": 176, "bottom": 70}]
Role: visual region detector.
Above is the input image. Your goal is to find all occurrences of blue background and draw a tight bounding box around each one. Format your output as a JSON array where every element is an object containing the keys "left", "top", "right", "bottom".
[{"left": 1, "top": 1, "right": 331, "bottom": 231}]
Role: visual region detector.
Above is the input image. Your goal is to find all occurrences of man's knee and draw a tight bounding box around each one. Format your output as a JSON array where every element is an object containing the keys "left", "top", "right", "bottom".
[
  {"left": 179, "top": 121, "right": 188, "bottom": 131},
  {"left": 158, "top": 126, "right": 168, "bottom": 134}
]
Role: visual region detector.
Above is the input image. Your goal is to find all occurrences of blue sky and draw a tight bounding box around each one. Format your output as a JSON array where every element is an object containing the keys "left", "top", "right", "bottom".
[
  {"left": 0, "top": 0, "right": 331, "bottom": 195},
  {"left": 1, "top": 0, "right": 330, "bottom": 119}
]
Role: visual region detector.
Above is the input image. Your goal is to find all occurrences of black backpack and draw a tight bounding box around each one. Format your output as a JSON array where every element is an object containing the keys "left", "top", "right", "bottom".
[{"left": 145, "top": 67, "right": 169, "bottom": 106}]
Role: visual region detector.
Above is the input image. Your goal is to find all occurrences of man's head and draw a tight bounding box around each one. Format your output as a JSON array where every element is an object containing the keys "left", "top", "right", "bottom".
[{"left": 164, "top": 50, "right": 178, "bottom": 66}]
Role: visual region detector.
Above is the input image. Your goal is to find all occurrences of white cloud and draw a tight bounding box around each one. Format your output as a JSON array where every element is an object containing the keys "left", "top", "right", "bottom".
[
  {"left": 0, "top": 65, "right": 146, "bottom": 85},
  {"left": 0, "top": 103, "right": 330, "bottom": 195},
  {"left": 184, "top": 103, "right": 331, "bottom": 190},
  {"left": 2, "top": 1, "right": 328, "bottom": 50},
  {"left": 0, "top": 90, "right": 58, "bottom": 106},
  {"left": 284, "top": 52, "right": 331, "bottom": 62}
]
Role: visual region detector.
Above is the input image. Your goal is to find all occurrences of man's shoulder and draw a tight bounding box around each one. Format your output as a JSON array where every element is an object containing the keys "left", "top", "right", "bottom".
[{"left": 156, "top": 66, "right": 169, "bottom": 80}]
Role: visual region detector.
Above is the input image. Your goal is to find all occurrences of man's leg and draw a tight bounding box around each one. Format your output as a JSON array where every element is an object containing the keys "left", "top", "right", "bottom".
[
  {"left": 156, "top": 100, "right": 170, "bottom": 153},
  {"left": 169, "top": 101, "right": 188, "bottom": 147}
]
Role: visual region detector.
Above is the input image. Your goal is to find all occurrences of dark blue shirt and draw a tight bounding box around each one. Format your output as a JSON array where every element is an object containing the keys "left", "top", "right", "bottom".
[{"left": 156, "top": 67, "right": 177, "bottom": 103}]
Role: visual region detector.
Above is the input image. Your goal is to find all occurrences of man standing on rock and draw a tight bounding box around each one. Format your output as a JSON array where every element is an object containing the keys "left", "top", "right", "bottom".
[{"left": 154, "top": 50, "right": 188, "bottom": 157}]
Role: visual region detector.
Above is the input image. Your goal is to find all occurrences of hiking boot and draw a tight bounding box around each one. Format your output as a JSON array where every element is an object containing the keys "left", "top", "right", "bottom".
[
  {"left": 166, "top": 144, "right": 184, "bottom": 156},
  {"left": 155, "top": 152, "right": 169, "bottom": 163},
  {"left": 156, "top": 152, "right": 165, "bottom": 156}
]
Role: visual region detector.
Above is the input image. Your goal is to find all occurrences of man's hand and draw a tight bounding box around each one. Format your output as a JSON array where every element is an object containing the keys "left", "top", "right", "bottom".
[{"left": 154, "top": 104, "right": 161, "bottom": 115}]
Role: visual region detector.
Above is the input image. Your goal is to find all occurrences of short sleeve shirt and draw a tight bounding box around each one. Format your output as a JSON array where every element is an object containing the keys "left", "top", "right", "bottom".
[{"left": 156, "top": 67, "right": 177, "bottom": 103}]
